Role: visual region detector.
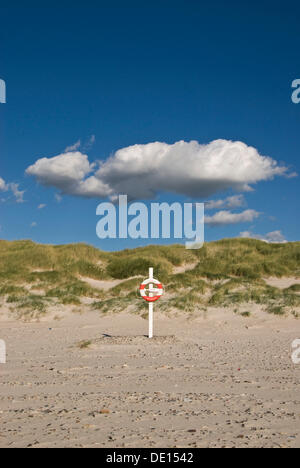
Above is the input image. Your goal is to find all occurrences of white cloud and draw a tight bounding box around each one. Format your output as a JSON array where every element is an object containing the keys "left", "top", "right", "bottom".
[
  {"left": 9, "top": 183, "right": 25, "bottom": 203},
  {"left": 65, "top": 140, "right": 81, "bottom": 152},
  {"left": 31, "top": 222, "right": 37, "bottom": 228},
  {"left": 0, "top": 177, "right": 8, "bottom": 192},
  {"left": 26, "top": 151, "right": 113, "bottom": 198},
  {"left": 205, "top": 209, "right": 260, "bottom": 226},
  {"left": 0, "top": 177, "right": 25, "bottom": 203},
  {"left": 38, "top": 204, "right": 46, "bottom": 209},
  {"left": 26, "top": 139, "right": 292, "bottom": 200},
  {"left": 82, "top": 135, "right": 96, "bottom": 152},
  {"left": 64, "top": 135, "right": 96, "bottom": 154},
  {"left": 240, "top": 230, "right": 287, "bottom": 243},
  {"left": 25, "top": 152, "right": 109, "bottom": 196},
  {"left": 205, "top": 195, "right": 245, "bottom": 210}
]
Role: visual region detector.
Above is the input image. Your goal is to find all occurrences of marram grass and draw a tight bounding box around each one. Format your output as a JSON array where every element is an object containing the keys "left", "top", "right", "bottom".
[{"left": 0, "top": 238, "right": 299, "bottom": 318}]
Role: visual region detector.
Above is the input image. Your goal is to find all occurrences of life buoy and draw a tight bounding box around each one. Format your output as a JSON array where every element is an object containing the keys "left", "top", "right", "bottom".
[{"left": 139, "top": 278, "right": 164, "bottom": 302}]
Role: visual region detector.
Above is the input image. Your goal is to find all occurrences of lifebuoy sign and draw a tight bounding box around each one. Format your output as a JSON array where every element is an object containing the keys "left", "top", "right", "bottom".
[
  {"left": 140, "top": 268, "right": 164, "bottom": 338},
  {"left": 139, "top": 278, "right": 164, "bottom": 303}
]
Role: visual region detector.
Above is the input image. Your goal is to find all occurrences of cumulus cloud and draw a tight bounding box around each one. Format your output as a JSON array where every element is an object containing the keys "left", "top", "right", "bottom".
[
  {"left": 205, "top": 209, "right": 260, "bottom": 226},
  {"left": 26, "top": 151, "right": 113, "bottom": 198},
  {"left": 26, "top": 152, "right": 110, "bottom": 196},
  {"left": 29, "top": 152, "right": 93, "bottom": 185},
  {"left": 26, "top": 139, "right": 292, "bottom": 200},
  {"left": 205, "top": 195, "right": 245, "bottom": 210},
  {"left": 240, "top": 230, "right": 287, "bottom": 243},
  {"left": 38, "top": 204, "right": 46, "bottom": 209}
]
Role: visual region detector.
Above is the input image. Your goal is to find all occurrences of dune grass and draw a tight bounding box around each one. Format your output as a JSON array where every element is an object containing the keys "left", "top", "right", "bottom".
[
  {"left": 78, "top": 340, "right": 92, "bottom": 349},
  {"left": 285, "top": 284, "right": 300, "bottom": 293},
  {"left": 45, "top": 278, "right": 102, "bottom": 299},
  {"left": 0, "top": 238, "right": 299, "bottom": 318}
]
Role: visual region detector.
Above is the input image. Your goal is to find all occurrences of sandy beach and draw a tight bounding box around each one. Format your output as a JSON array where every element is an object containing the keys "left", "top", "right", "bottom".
[{"left": 1, "top": 309, "right": 300, "bottom": 448}]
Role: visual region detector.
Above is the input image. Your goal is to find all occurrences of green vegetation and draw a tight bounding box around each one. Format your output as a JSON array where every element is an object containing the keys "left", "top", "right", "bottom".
[
  {"left": 61, "top": 296, "right": 81, "bottom": 306},
  {"left": 78, "top": 340, "right": 92, "bottom": 349},
  {"left": 92, "top": 297, "right": 141, "bottom": 314},
  {"left": 192, "top": 239, "right": 300, "bottom": 279},
  {"left": 168, "top": 290, "right": 204, "bottom": 312},
  {"left": 45, "top": 278, "right": 102, "bottom": 299},
  {"left": 0, "top": 238, "right": 299, "bottom": 319},
  {"left": 0, "top": 285, "right": 27, "bottom": 296},
  {"left": 285, "top": 284, "right": 300, "bottom": 293},
  {"left": 241, "top": 311, "right": 251, "bottom": 317},
  {"left": 267, "top": 305, "right": 286, "bottom": 316},
  {"left": 110, "top": 277, "right": 143, "bottom": 297},
  {"left": 107, "top": 257, "right": 170, "bottom": 281}
]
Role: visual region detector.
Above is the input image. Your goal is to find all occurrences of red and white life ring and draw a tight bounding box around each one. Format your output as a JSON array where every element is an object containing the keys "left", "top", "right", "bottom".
[{"left": 139, "top": 278, "right": 164, "bottom": 303}]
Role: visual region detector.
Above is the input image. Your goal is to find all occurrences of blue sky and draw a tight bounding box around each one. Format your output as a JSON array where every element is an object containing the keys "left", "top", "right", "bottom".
[{"left": 0, "top": 0, "right": 299, "bottom": 250}]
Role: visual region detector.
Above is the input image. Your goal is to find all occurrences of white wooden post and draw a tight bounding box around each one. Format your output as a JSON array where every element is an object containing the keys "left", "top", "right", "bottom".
[{"left": 149, "top": 267, "right": 154, "bottom": 338}]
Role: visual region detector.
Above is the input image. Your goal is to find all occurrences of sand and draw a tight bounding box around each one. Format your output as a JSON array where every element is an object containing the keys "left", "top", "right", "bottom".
[
  {"left": 79, "top": 276, "right": 132, "bottom": 291},
  {"left": 0, "top": 309, "right": 300, "bottom": 448},
  {"left": 263, "top": 277, "right": 300, "bottom": 289}
]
